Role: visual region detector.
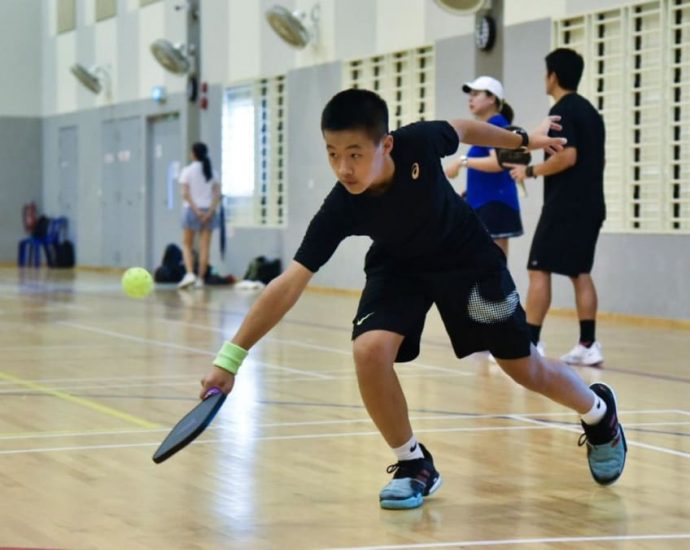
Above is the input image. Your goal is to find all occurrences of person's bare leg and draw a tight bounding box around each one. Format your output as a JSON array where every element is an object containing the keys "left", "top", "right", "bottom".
[
  {"left": 181, "top": 228, "right": 195, "bottom": 274},
  {"left": 353, "top": 330, "right": 411, "bottom": 447},
  {"left": 494, "top": 238, "right": 508, "bottom": 258},
  {"left": 526, "top": 269, "right": 552, "bottom": 326},
  {"left": 571, "top": 273, "right": 598, "bottom": 320},
  {"left": 496, "top": 346, "right": 595, "bottom": 413},
  {"left": 198, "top": 229, "right": 212, "bottom": 281}
]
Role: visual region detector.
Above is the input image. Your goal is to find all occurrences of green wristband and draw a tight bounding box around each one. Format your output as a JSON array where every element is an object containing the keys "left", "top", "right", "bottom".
[{"left": 213, "top": 342, "right": 248, "bottom": 375}]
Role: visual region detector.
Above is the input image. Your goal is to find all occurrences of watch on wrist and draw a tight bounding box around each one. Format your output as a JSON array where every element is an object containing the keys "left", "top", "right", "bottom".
[
  {"left": 526, "top": 165, "right": 535, "bottom": 178},
  {"left": 511, "top": 127, "right": 529, "bottom": 148},
  {"left": 460, "top": 155, "right": 469, "bottom": 167}
]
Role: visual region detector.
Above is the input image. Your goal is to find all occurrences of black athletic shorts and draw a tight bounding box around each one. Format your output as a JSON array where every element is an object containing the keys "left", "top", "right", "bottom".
[
  {"left": 528, "top": 213, "right": 603, "bottom": 276},
  {"left": 351, "top": 267, "right": 532, "bottom": 362},
  {"left": 475, "top": 201, "right": 523, "bottom": 239}
]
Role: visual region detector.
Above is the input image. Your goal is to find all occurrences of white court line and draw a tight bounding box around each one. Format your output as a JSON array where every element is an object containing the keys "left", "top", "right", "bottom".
[
  {"left": 0, "top": 425, "right": 553, "bottom": 456},
  {"left": 58, "top": 321, "right": 330, "bottom": 379},
  {"left": 326, "top": 533, "right": 690, "bottom": 549},
  {"left": 0, "top": 409, "right": 684, "bottom": 442},
  {"left": 0, "top": 412, "right": 689, "bottom": 454},
  {"left": 160, "top": 318, "right": 470, "bottom": 375},
  {"left": 509, "top": 414, "right": 690, "bottom": 460}
]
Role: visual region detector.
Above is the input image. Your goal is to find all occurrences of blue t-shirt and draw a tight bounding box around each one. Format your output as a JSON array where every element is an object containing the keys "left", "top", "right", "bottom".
[{"left": 466, "top": 114, "right": 520, "bottom": 211}]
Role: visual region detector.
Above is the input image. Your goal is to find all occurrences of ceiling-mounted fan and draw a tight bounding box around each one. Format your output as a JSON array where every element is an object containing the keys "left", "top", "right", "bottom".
[
  {"left": 70, "top": 63, "right": 110, "bottom": 96},
  {"left": 150, "top": 39, "right": 194, "bottom": 74},
  {"left": 265, "top": 4, "right": 320, "bottom": 49}
]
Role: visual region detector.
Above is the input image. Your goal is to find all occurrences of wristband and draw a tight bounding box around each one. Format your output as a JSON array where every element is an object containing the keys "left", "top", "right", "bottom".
[
  {"left": 460, "top": 155, "right": 469, "bottom": 168},
  {"left": 525, "top": 165, "right": 535, "bottom": 178},
  {"left": 213, "top": 342, "right": 248, "bottom": 375}
]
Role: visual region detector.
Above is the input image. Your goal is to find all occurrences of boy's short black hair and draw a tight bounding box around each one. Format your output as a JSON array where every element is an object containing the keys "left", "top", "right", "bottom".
[
  {"left": 321, "top": 88, "right": 389, "bottom": 143},
  {"left": 545, "top": 48, "right": 584, "bottom": 91}
]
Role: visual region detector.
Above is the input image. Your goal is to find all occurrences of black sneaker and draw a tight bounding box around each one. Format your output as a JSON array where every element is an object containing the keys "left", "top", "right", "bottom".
[
  {"left": 579, "top": 383, "right": 627, "bottom": 486},
  {"left": 379, "top": 443, "right": 443, "bottom": 510}
]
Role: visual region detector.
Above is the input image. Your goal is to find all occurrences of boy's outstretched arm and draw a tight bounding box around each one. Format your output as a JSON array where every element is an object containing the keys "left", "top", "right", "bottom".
[
  {"left": 448, "top": 116, "right": 567, "bottom": 155},
  {"left": 199, "top": 261, "right": 313, "bottom": 397}
]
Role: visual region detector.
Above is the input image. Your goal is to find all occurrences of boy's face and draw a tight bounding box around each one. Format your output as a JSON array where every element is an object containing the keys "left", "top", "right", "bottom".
[{"left": 324, "top": 128, "right": 393, "bottom": 195}]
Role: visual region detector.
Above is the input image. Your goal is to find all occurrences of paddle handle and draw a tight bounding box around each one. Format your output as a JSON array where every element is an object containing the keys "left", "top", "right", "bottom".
[{"left": 203, "top": 387, "right": 222, "bottom": 399}]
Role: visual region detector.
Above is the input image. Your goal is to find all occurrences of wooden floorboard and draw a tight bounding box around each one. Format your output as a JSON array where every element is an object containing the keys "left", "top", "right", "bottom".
[{"left": 0, "top": 267, "right": 689, "bottom": 549}]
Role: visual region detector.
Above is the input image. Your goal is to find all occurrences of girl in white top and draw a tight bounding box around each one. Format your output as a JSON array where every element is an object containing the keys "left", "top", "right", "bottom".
[{"left": 178, "top": 142, "right": 221, "bottom": 289}]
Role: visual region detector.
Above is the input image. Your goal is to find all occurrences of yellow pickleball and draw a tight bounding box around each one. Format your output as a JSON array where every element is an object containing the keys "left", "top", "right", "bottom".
[{"left": 121, "top": 267, "right": 154, "bottom": 298}]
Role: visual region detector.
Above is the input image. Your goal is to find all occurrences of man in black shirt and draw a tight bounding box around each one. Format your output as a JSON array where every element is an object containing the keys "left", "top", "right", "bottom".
[
  {"left": 202, "top": 89, "right": 626, "bottom": 510},
  {"left": 510, "top": 48, "right": 606, "bottom": 367}
]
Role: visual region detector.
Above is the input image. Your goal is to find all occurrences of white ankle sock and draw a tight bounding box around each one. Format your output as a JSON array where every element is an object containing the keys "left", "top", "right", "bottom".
[
  {"left": 581, "top": 393, "right": 607, "bottom": 425},
  {"left": 393, "top": 435, "right": 424, "bottom": 461}
]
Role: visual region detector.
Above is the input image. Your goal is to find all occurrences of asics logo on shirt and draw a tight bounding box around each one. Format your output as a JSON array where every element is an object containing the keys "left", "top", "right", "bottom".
[
  {"left": 355, "top": 312, "right": 375, "bottom": 326},
  {"left": 411, "top": 162, "right": 420, "bottom": 180}
]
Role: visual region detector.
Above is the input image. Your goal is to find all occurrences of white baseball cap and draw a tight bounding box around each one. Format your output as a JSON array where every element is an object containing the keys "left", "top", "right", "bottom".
[{"left": 462, "top": 76, "right": 504, "bottom": 101}]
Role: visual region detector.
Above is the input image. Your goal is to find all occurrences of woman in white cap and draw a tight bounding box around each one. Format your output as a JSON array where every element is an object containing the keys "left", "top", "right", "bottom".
[{"left": 445, "top": 76, "right": 523, "bottom": 258}]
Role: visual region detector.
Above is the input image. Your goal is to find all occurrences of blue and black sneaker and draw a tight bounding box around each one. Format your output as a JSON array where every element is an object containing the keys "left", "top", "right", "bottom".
[
  {"left": 579, "top": 382, "right": 627, "bottom": 486},
  {"left": 379, "top": 443, "right": 442, "bottom": 510}
]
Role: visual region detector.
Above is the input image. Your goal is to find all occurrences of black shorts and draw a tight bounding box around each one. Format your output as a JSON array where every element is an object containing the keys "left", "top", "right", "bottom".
[
  {"left": 528, "top": 214, "right": 603, "bottom": 276},
  {"left": 474, "top": 201, "right": 523, "bottom": 239},
  {"left": 351, "top": 268, "right": 531, "bottom": 362}
]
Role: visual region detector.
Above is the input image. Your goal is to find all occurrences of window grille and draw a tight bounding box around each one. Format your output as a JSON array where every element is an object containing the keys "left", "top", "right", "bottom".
[
  {"left": 344, "top": 46, "right": 435, "bottom": 129},
  {"left": 554, "top": 0, "right": 690, "bottom": 233},
  {"left": 222, "top": 75, "right": 286, "bottom": 227}
]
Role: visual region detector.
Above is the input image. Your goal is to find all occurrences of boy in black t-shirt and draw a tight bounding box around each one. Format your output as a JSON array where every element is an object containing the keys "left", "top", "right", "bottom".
[
  {"left": 509, "top": 48, "right": 607, "bottom": 366},
  {"left": 202, "top": 89, "right": 626, "bottom": 510}
]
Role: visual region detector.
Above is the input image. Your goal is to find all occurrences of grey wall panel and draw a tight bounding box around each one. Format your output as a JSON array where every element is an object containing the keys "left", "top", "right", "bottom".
[
  {"left": 42, "top": 93, "right": 189, "bottom": 267},
  {"left": 502, "top": 19, "right": 552, "bottom": 298},
  {"left": 284, "top": 62, "right": 371, "bottom": 290},
  {"left": 0, "top": 117, "right": 42, "bottom": 261},
  {"left": 435, "top": 34, "right": 476, "bottom": 122}
]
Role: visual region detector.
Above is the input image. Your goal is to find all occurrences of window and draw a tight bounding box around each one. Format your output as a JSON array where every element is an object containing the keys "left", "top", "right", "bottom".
[
  {"left": 222, "top": 76, "right": 286, "bottom": 227},
  {"left": 95, "top": 0, "right": 117, "bottom": 21},
  {"left": 344, "top": 46, "right": 435, "bottom": 129},
  {"left": 554, "top": 0, "right": 690, "bottom": 233},
  {"left": 57, "top": 0, "right": 76, "bottom": 33}
]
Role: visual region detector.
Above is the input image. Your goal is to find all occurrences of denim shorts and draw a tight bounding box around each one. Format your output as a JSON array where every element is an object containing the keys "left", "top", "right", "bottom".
[{"left": 181, "top": 207, "right": 220, "bottom": 231}]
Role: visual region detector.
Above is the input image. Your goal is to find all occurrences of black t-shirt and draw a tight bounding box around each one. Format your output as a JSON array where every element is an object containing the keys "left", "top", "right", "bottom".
[
  {"left": 545, "top": 93, "right": 606, "bottom": 220},
  {"left": 294, "top": 121, "right": 503, "bottom": 275}
]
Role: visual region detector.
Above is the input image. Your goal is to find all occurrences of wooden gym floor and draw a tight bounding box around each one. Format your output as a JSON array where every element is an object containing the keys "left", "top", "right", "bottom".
[{"left": 0, "top": 267, "right": 689, "bottom": 549}]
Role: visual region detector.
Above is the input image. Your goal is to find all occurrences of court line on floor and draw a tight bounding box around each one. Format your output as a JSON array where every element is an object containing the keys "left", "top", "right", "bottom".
[
  {"left": 58, "top": 321, "right": 331, "bottom": 379},
  {"left": 159, "top": 318, "right": 470, "bottom": 374},
  {"left": 0, "top": 371, "right": 158, "bottom": 429},
  {"left": 509, "top": 414, "right": 690, "bottom": 460},
  {"left": 2, "top": 412, "right": 689, "bottom": 455},
  {"left": 326, "top": 533, "right": 690, "bottom": 549},
  {"left": 0, "top": 409, "right": 681, "bottom": 442}
]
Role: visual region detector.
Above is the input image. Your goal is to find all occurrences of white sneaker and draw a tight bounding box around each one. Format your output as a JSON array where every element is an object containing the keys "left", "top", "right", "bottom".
[
  {"left": 194, "top": 278, "right": 205, "bottom": 289},
  {"left": 561, "top": 341, "right": 604, "bottom": 366},
  {"left": 177, "top": 272, "right": 196, "bottom": 289}
]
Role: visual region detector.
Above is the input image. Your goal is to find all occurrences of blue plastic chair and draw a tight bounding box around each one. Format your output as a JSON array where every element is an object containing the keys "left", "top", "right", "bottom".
[{"left": 18, "top": 217, "right": 68, "bottom": 267}]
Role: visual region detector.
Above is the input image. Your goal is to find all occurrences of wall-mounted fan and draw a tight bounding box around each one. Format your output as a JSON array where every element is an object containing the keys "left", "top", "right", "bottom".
[
  {"left": 150, "top": 39, "right": 194, "bottom": 74},
  {"left": 265, "top": 4, "right": 320, "bottom": 49},
  {"left": 433, "top": 0, "right": 487, "bottom": 14},
  {"left": 70, "top": 63, "right": 110, "bottom": 96}
]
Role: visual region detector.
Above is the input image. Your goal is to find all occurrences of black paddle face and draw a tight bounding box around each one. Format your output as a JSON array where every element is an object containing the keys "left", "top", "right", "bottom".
[{"left": 152, "top": 388, "right": 227, "bottom": 464}]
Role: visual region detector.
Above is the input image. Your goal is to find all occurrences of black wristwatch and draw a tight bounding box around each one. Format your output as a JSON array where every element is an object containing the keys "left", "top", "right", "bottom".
[{"left": 511, "top": 127, "right": 529, "bottom": 148}]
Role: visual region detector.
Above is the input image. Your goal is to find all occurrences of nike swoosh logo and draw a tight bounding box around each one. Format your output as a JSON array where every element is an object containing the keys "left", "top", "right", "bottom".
[
  {"left": 467, "top": 284, "right": 519, "bottom": 324},
  {"left": 409, "top": 443, "right": 418, "bottom": 453},
  {"left": 355, "top": 312, "right": 375, "bottom": 326}
]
